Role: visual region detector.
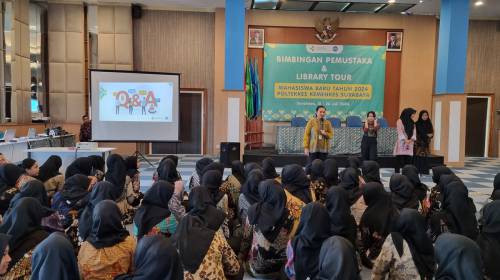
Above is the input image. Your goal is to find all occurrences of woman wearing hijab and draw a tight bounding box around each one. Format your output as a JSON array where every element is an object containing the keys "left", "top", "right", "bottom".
[
  {"left": 124, "top": 156, "right": 143, "bottom": 208},
  {"left": 325, "top": 186, "right": 357, "bottom": 247},
  {"left": 223, "top": 160, "right": 245, "bottom": 208},
  {"left": 105, "top": 154, "right": 132, "bottom": 222},
  {"left": 323, "top": 158, "right": 339, "bottom": 186},
  {"left": 133, "top": 180, "right": 176, "bottom": 239},
  {"left": 285, "top": 202, "right": 331, "bottom": 280},
  {"left": 238, "top": 169, "right": 264, "bottom": 223},
  {"left": 359, "top": 182, "right": 399, "bottom": 268},
  {"left": 88, "top": 155, "right": 105, "bottom": 180},
  {"left": 78, "top": 200, "right": 135, "bottom": 280},
  {"left": 490, "top": 173, "right": 500, "bottom": 201},
  {"left": 373, "top": 208, "right": 434, "bottom": 280},
  {"left": 174, "top": 186, "right": 240, "bottom": 280},
  {"left": 338, "top": 167, "right": 364, "bottom": 224},
  {"left": 188, "top": 157, "right": 213, "bottom": 192},
  {"left": 389, "top": 174, "right": 419, "bottom": 210},
  {"left": 52, "top": 174, "right": 90, "bottom": 228},
  {"left": 0, "top": 233, "right": 11, "bottom": 276},
  {"left": 0, "top": 164, "right": 24, "bottom": 215},
  {"left": 309, "top": 159, "right": 329, "bottom": 204},
  {"left": 394, "top": 108, "right": 417, "bottom": 168},
  {"left": 435, "top": 233, "right": 483, "bottom": 280},
  {"left": 115, "top": 235, "right": 183, "bottom": 280},
  {"left": 414, "top": 110, "right": 434, "bottom": 174},
  {"left": 31, "top": 232, "right": 80, "bottom": 280},
  {"left": 36, "top": 155, "right": 63, "bottom": 198},
  {"left": 65, "top": 157, "right": 94, "bottom": 178},
  {"left": 0, "top": 197, "right": 51, "bottom": 278},
  {"left": 261, "top": 158, "right": 280, "bottom": 182},
  {"left": 157, "top": 158, "right": 181, "bottom": 184},
  {"left": 201, "top": 170, "right": 232, "bottom": 240},
  {"left": 317, "top": 236, "right": 360, "bottom": 280},
  {"left": 361, "top": 160, "right": 381, "bottom": 184},
  {"left": 428, "top": 165, "right": 454, "bottom": 213},
  {"left": 281, "top": 164, "right": 313, "bottom": 203},
  {"left": 401, "top": 164, "right": 428, "bottom": 202},
  {"left": 476, "top": 200, "right": 500, "bottom": 280}
]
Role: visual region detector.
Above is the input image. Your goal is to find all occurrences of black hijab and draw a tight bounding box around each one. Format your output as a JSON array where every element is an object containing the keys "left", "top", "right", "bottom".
[
  {"left": 134, "top": 181, "right": 174, "bottom": 239},
  {"left": 201, "top": 162, "right": 224, "bottom": 178},
  {"left": 442, "top": 181, "right": 478, "bottom": 239},
  {"left": 346, "top": 156, "right": 361, "bottom": 176},
  {"left": 116, "top": 235, "right": 183, "bottom": 280},
  {"left": 195, "top": 158, "right": 213, "bottom": 178},
  {"left": 325, "top": 186, "right": 357, "bottom": 246},
  {"left": 401, "top": 164, "right": 428, "bottom": 201},
  {"left": 389, "top": 174, "right": 419, "bottom": 210},
  {"left": 201, "top": 170, "right": 224, "bottom": 205},
  {"left": 292, "top": 202, "right": 331, "bottom": 280},
  {"left": 161, "top": 155, "right": 179, "bottom": 167},
  {"left": 231, "top": 160, "right": 245, "bottom": 184},
  {"left": 281, "top": 164, "right": 311, "bottom": 203},
  {"left": 78, "top": 181, "right": 121, "bottom": 241},
  {"left": 105, "top": 154, "right": 127, "bottom": 191},
  {"left": 125, "top": 156, "right": 139, "bottom": 178},
  {"left": 361, "top": 160, "right": 381, "bottom": 183},
  {"left": 491, "top": 173, "right": 500, "bottom": 200},
  {"left": 60, "top": 174, "right": 90, "bottom": 207},
  {"left": 261, "top": 158, "right": 278, "bottom": 179},
  {"left": 173, "top": 186, "right": 225, "bottom": 273},
  {"left": 435, "top": 233, "right": 483, "bottom": 280},
  {"left": 0, "top": 163, "right": 23, "bottom": 187},
  {"left": 400, "top": 108, "right": 416, "bottom": 139},
  {"left": 241, "top": 169, "right": 264, "bottom": 205},
  {"left": 476, "top": 200, "right": 500, "bottom": 280},
  {"left": 87, "top": 200, "right": 129, "bottom": 249},
  {"left": 338, "top": 167, "right": 361, "bottom": 205},
  {"left": 157, "top": 159, "right": 180, "bottom": 184},
  {"left": 394, "top": 208, "right": 435, "bottom": 279},
  {"left": 318, "top": 236, "right": 360, "bottom": 280},
  {"left": 8, "top": 180, "right": 49, "bottom": 211},
  {"left": 431, "top": 166, "right": 453, "bottom": 185},
  {"left": 310, "top": 159, "right": 325, "bottom": 181},
  {"left": 360, "top": 182, "right": 398, "bottom": 236},
  {"left": 323, "top": 158, "right": 339, "bottom": 186},
  {"left": 65, "top": 157, "right": 93, "bottom": 178},
  {"left": 416, "top": 110, "right": 434, "bottom": 141},
  {"left": 37, "top": 155, "right": 62, "bottom": 182},
  {"left": 88, "top": 155, "right": 105, "bottom": 173},
  {"left": 31, "top": 232, "right": 80, "bottom": 280},
  {"left": 244, "top": 162, "right": 262, "bottom": 178},
  {"left": 247, "top": 179, "right": 289, "bottom": 242}
]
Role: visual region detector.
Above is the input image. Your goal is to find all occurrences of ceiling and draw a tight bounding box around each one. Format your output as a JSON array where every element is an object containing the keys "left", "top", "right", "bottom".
[{"left": 41, "top": 0, "right": 500, "bottom": 19}]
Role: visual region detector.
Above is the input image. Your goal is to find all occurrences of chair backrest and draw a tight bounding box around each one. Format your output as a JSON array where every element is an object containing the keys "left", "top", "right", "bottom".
[
  {"left": 290, "top": 117, "right": 307, "bottom": 127},
  {"left": 378, "top": 117, "right": 389, "bottom": 128},
  {"left": 346, "top": 116, "right": 363, "bottom": 127},
  {"left": 327, "top": 117, "right": 342, "bottom": 128}
]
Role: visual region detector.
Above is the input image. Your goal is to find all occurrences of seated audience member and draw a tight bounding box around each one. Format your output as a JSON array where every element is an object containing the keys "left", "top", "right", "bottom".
[
  {"left": 338, "top": 167, "right": 364, "bottom": 224},
  {"left": 65, "top": 157, "right": 96, "bottom": 179},
  {"left": 389, "top": 174, "right": 419, "bottom": 210},
  {"left": 261, "top": 157, "right": 280, "bottom": 182},
  {"left": 243, "top": 180, "right": 300, "bottom": 278},
  {"left": 281, "top": 164, "right": 313, "bottom": 204},
  {"left": 154, "top": 156, "right": 182, "bottom": 184},
  {"left": 428, "top": 181, "right": 478, "bottom": 241},
  {"left": 36, "top": 155, "right": 64, "bottom": 198},
  {"left": 373, "top": 208, "right": 434, "bottom": 280},
  {"left": 238, "top": 169, "right": 264, "bottom": 223},
  {"left": 31, "top": 232, "right": 80, "bottom": 280},
  {"left": 325, "top": 186, "right": 357, "bottom": 247},
  {"left": 115, "top": 235, "right": 183, "bottom": 280},
  {"left": 435, "top": 233, "right": 483, "bottom": 280},
  {"left": 20, "top": 158, "right": 40, "bottom": 178},
  {"left": 323, "top": 158, "right": 339, "bottom": 187},
  {"left": 78, "top": 200, "right": 136, "bottom": 280},
  {"left": 361, "top": 160, "right": 381, "bottom": 184},
  {"left": 0, "top": 153, "right": 8, "bottom": 165},
  {"left": 0, "top": 233, "right": 11, "bottom": 276},
  {"left": 202, "top": 170, "right": 231, "bottom": 236},
  {"left": 428, "top": 166, "right": 454, "bottom": 209},
  {"left": 347, "top": 156, "right": 362, "bottom": 176},
  {"left": 0, "top": 197, "right": 51, "bottom": 278},
  {"left": 359, "top": 182, "right": 399, "bottom": 268},
  {"left": 105, "top": 154, "right": 134, "bottom": 222},
  {"left": 52, "top": 174, "right": 91, "bottom": 228},
  {"left": 124, "top": 156, "right": 143, "bottom": 208},
  {"left": 244, "top": 162, "right": 261, "bottom": 178},
  {"left": 133, "top": 180, "right": 176, "bottom": 239},
  {"left": 318, "top": 236, "right": 360, "bottom": 280},
  {"left": 490, "top": 173, "right": 500, "bottom": 201},
  {"left": 401, "top": 164, "right": 428, "bottom": 202},
  {"left": 188, "top": 157, "right": 214, "bottom": 192},
  {"left": 309, "top": 159, "right": 329, "bottom": 204},
  {"left": 0, "top": 164, "right": 24, "bottom": 215},
  {"left": 285, "top": 202, "right": 331, "bottom": 280},
  {"left": 224, "top": 160, "right": 245, "bottom": 207},
  {"left": 476, "top": 200, "right": 500, "bottom": 280},
  {"left": 174, "top": 186, "right": 240, "bottom": 280},
  {"left": 88, "top": 155, "right": 105, "bottom": 181}
]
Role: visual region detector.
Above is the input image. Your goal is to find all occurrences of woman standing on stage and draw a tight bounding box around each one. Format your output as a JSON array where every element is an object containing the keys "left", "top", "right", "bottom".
[
  {"left": 415, "top": 110, "right": 434, "bottom": 175},
  {"left": 394, "top": 108, "right": 417, "bottom": 169},
  {"left": 303, "top": 105, "right": 333, "bottom": 172},
  {"left": 361, "top": 111, "right": 379, "bottom": 161}
]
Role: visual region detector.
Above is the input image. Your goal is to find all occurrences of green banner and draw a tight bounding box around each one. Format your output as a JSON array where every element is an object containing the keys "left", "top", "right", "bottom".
[{"left": 263, "top": 43, "right": 386, "bottom": 121}]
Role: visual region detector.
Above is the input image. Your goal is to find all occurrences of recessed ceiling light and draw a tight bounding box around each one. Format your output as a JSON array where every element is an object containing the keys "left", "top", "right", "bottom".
[
  {"left": 388, "top": 0, "right": 396, "bottom": 3},
  {"left": 419, "top": 0, "right": 424, "bottom": 3},
  {"left": 475, "top": 1, "right": 484, "bottom": 6}
]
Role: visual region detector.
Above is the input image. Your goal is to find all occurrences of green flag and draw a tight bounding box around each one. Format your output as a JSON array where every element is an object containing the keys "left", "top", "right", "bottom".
[{"left": 245, "top": 59, "right": 254, "bottom": 119}]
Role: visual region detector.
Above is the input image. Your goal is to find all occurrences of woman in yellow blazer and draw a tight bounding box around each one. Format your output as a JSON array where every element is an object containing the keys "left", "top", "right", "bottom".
[{"left": 303, "top": 105, "right": 333, "bottom": 173}]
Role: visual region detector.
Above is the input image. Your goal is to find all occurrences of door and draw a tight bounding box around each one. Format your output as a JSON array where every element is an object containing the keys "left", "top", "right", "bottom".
[
  {"left": 151, "top": 91, "right": 203, "bottom": 154},
  {"left": 465, "top": 97, "right": 488, "bottom": 157}
]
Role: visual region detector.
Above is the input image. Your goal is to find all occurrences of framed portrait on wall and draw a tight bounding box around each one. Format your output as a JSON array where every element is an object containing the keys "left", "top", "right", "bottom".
[
  {"left": 386, "top": 31, "right": 403, "bottom": 52},
  {"left": 248, "top": 28, "right": 265, "bottom": 49}
]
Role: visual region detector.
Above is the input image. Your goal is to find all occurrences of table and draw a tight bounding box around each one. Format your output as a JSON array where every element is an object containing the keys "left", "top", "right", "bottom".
[
  {"left": 27, "top": 147, "right": 115, "bottom": 173},
  {"left": 0, "top": 134, "right": 75, "bottom": 163}
]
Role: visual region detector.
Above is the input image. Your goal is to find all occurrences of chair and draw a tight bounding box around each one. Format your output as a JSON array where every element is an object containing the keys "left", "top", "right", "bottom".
[
  {"left": 327, "top": 117, "right": 342, "bottom": 128},
  {"left": 377, "top": 117, "right": 389, "bottom": 128},
  {"left": 345, "top": 116, "right": 363, "bottom": 127},
  {"left": 290, "top": 117, "right": 307, "bottom": 127}
]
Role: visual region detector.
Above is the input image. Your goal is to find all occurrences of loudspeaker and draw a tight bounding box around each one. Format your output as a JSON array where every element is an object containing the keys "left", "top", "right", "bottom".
[
  {"left": 220, "top": 142, "right": 240, "bottom": 167},
  {"left": 132, "top": 4, "right": 142, "bottom": 19}
]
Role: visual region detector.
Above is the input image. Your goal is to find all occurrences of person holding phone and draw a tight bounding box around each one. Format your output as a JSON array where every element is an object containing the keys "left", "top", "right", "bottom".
[
  {"left": 304, "top": 105, "right": 333, "bottom": 173},
  {"left": 394, "top": 108, "right": 417, "bottom": 170},
  {"left": 361, "top": 111, "right": 379, "bottom": 161}
]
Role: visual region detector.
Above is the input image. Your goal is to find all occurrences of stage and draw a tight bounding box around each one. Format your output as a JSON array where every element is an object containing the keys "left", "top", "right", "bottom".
[{"left": 243, "top": 148, "right": 445, "bottom": 172}]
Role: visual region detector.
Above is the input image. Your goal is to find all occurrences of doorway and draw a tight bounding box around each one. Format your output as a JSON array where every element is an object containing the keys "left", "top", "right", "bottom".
[
  {"left": 465, "top": 96, "right": 491, "bottom": 157},
  {"left": 151, "top": 89, "right": 206, "bottom": 155}
]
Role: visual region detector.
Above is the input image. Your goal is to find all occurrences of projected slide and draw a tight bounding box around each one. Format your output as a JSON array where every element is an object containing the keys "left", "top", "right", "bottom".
[{"left": 98, "top": 82, "right": 173, "bottom": 122}]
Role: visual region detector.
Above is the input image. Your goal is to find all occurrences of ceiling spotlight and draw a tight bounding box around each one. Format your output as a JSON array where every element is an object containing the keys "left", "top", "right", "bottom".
[
  {"left": 475, "top": 1, "right": 484, "bottom": 6},
  {"left": 388, "top": 0, "right": 396, "bottom": 3},
  {"left": 419, "top": 0, "right": 424, "bottom": 3}
]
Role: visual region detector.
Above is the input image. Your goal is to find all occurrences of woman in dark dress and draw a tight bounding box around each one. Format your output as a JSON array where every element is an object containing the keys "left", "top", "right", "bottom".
[{"left": 415, "top": 110, "right": 434, "bottom": 174}]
